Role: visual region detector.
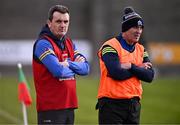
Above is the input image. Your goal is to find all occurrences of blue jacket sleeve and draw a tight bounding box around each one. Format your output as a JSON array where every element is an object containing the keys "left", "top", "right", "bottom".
[
  {"left": 67, "top": 43, "right": 90, "bottom": 75},
  {"left": 130, "top": 60, "right": 155, "bottom": 83},
  {"left": 68, "top": 60, "right": 90, "bottom": 75},
  {"left": 102, "top": 52, "right": 133, "bottom": 80},
  {"left": 130, "top": 64, "right": 154, "bottom": 83},
  {"left": 34, "top": 39, "right": 75, "bottom": 78},
  {"left": 129, "top": 49, "right": 155, "bottom": 83}
]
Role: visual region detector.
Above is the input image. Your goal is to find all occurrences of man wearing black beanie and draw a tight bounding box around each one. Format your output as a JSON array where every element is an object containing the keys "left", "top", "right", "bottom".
[{"left": 96, "top": 7, "right": 154, "bottom": 124}]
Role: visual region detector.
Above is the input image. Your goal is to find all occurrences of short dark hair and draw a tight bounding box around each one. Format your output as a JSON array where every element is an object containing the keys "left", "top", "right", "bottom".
[{"left": 48, "top": 5, "right": 70, "bottom": 21}]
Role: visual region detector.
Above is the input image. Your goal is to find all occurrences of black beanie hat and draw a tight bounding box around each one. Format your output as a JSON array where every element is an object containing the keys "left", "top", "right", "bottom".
[{"left": 122, "top": 6, "right": 144, "bottom": 32}]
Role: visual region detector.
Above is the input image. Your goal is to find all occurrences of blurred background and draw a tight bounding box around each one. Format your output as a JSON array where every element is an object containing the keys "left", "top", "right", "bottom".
[{"left": 0, "top": 0, "right": 180, "bottom": 124}]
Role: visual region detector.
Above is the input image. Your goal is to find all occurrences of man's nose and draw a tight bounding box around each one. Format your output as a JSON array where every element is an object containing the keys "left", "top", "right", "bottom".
[
  {"left": 60, "top": 22, "right": 66, "bottom": 26},
  {"left": 136, "top": 27, "right": 142, "bottom": 33}
]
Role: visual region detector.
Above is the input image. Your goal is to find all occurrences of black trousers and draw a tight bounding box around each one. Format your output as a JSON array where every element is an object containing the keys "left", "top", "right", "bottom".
[
  {"left": 38, "top": 109, "right": 74, "bottom": 125},
  {"left": 97, "top": 97, "right": 141, "bottom": 125}
]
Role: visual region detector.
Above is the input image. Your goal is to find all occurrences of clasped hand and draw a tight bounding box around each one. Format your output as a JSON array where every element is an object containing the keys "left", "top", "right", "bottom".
[
  {"left": 59, "top": 55, "right": 85, "bottom": 67},
  {"left": 121, "top": 62, "right": 152, "bottom": 69},
  {"left": 139, "top": 62, "right": 152, "bottom": 69}
]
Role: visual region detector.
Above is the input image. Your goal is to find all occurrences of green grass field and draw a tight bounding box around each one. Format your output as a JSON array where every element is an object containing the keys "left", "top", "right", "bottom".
[{"left": 0, "top": 76, "right": 180, "bottom": 124}]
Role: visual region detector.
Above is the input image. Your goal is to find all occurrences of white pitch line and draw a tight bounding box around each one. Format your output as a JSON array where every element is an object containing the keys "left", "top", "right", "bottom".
[{"left": 0, "top": 108, "right": 22, "bottom": 123}]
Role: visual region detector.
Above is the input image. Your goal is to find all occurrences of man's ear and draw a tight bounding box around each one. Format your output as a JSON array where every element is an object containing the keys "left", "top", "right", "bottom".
[{"left": 47, "top": 20, "right": 51, "bottom": 27}]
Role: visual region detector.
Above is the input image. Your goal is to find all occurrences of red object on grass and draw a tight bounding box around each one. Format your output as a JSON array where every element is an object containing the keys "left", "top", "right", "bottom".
[{"left": 18, "top": 63, "right": 32, "bottom": 106}]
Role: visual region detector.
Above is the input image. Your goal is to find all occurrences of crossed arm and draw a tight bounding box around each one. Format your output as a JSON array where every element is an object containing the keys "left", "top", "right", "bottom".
[
  {"left": 34, "top": 39, "right": 89, "bottom": 78},
  {"left": 102, "top": 50, "right": 154, "bottom": 83}
]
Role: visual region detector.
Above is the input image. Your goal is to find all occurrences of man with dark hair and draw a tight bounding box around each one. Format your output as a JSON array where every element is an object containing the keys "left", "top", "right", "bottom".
[
  {"left": 32, "top": 5, "right": 89, "bottom": 125},
  {"left": 96, "top": 6, "right": 154, "bottom": 124}
]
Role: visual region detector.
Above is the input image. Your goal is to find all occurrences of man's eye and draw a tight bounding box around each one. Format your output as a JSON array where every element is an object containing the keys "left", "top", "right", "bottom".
[
  {"left": 64, "top": 21, "right": 68, "bottom": 23},
  {"left": 56, "top": 20, "right": 61, "bottom": 23}
]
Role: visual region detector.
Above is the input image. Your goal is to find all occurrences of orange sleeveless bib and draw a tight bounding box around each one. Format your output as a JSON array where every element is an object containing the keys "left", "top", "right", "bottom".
[{"left": 97, "top": 38, "right": 144, "bottom": 99}]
